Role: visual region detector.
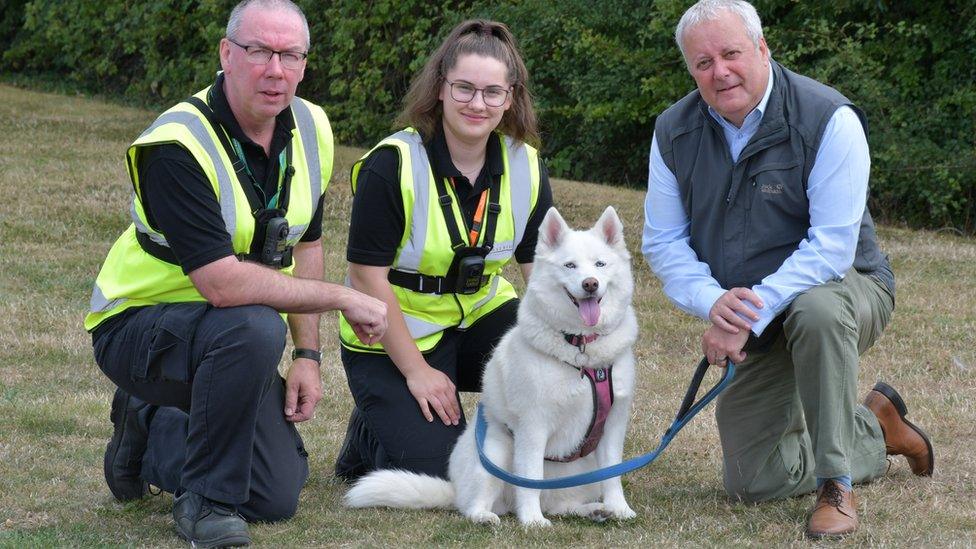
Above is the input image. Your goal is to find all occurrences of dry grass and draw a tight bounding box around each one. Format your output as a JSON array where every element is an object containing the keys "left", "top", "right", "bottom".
[{"left": 1, "top": 83, "right": 974, "bottom": 547}]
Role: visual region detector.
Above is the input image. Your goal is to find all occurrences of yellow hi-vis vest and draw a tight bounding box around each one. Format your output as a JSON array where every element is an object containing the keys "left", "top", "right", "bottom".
[
  {"left": 339, "top": 128, "right": 540, "bottom": 353},
  {"left": 84, "top": 87, "right": 334, "bottom": 331}
]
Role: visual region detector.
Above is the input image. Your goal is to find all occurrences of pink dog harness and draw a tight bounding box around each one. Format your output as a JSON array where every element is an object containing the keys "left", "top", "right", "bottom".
[{"left": 546, "top": 333, "right": 615, "bottom": 462}]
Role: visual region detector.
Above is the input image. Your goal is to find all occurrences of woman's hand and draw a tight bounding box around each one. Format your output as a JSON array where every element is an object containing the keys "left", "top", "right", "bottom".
[{"left": 405, "top": 365, "right": 461, "bottom": 425}]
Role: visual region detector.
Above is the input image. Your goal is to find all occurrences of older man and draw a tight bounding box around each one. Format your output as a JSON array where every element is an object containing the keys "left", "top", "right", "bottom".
[
  {"left": 642, "top": 0, "right": 933, "bottom": 538},
  {"left": 85, "top": 0, "right": 386, "bottom": 546}
]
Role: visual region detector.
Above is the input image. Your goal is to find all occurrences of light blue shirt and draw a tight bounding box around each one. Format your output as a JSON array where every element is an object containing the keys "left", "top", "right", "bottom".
[{"left": 641, "top": 64, "right": 871, "bottom": 335}]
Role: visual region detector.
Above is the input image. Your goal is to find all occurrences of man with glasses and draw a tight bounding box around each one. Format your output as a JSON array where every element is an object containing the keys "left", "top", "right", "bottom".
[{"left": 85, "top": 0, "right": 387, "bottom": 546}]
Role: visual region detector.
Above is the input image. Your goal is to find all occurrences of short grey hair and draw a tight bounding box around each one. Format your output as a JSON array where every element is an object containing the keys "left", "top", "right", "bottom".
[
  {"left": 675, "top": 0, "right": 764, "bottom": 60},
  {"left": 226, "top": 0, "right": 310, "bottom": 50}
]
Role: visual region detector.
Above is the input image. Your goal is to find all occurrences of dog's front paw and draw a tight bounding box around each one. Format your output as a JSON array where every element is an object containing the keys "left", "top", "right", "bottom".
[
  {"left": 518, "top": 514, "right": 552, "bottom": 528},
  {"left": 465, "top": 510, "right": 501, "bottom": 525},
  {"left": 604, "top": 504, "right": 637, "bottom": 520},
  {"left": 586, "top": 507, "right": 613, "bottom": 523}
]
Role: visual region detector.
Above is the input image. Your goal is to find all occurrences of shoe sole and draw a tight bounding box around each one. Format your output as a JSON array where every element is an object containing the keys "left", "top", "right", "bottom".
[
  {"left": 177, "top": 529, "right": 251, "bottom": 548},
  {"left": 871, "top": 381, "right": 935, "bottom": 476},
  {"left": 806, "top": 530, "right": 854, "bottom": 540}
]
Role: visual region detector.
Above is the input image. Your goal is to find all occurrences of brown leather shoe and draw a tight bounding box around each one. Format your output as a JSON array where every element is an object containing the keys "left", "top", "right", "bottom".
[
  {"left": 806, "top": 481, "right": 858, "bottom": 539},
  {"left": 863, "top": 381, "right": 934, "bottom": 476}
]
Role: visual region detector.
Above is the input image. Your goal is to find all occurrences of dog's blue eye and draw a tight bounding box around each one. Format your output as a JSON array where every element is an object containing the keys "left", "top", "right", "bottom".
[
  {"left": 595, "top": 261, "right": 606, "bottom": 267},
  {"left": 564, "top": 262, "right": 576, "bottom": 269}
]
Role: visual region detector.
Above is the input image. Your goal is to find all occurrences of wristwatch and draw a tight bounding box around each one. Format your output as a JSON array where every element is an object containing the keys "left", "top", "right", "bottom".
[{"left": 291, "top": 348, "right": 321, "bottom": 364}]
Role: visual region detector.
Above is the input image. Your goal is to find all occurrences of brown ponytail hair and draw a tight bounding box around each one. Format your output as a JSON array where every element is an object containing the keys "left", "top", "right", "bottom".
[{"left": 396, "top": 19, "right": 539, "bottom": 147}]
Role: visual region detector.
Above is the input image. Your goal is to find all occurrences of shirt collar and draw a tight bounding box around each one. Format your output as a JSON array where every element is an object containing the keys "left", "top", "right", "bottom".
[
  {"left": 707, "top": 61, "right": 775, "bottom": 130},
  {"left": 425, "top": 126, "right": 505, "bottom": 184},
  {"left": 211, "top": 72, "right": 294, "bottom": 157}
]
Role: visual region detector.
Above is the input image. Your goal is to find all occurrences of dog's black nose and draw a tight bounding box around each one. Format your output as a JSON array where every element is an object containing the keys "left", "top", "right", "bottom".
[{"left": 582, "top": 277, "right": 599, "bottom": 293}]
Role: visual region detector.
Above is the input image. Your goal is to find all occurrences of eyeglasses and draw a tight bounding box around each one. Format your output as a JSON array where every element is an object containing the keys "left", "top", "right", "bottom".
[
  {"left": 227, "top": 38, "right": 307, "bottom": 70},
  {"left": 445, "top": 80, "right": 511, "bottom": 107}
]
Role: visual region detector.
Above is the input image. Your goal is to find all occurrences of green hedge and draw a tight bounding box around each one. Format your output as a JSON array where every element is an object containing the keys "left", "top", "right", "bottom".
[{"left": 3, "top": 0, "right": 974, "bottom": 232}]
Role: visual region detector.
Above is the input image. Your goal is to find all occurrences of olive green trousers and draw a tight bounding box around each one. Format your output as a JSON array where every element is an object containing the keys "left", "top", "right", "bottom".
[{"left": 716, "top": 270, "right": 895, "bottom": 502}]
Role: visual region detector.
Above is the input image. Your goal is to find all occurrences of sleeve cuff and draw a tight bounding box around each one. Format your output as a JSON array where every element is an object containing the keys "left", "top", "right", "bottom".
[
  {"left": 747, "top": 287, "right": 780, "bottom": 336},
  {"left": 692, "top": 285, "right": 727, "bottom": 321}
]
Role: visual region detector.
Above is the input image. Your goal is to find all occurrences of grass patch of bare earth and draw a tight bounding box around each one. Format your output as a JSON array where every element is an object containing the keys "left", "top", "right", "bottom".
[{"left": 0, "top": 84, "right": 973, "bottom": 547}]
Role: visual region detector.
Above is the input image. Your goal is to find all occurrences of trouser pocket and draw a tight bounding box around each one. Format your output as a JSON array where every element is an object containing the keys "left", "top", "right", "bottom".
[{"left": 132, "top": 303, "right": 209, "bottom": 384}]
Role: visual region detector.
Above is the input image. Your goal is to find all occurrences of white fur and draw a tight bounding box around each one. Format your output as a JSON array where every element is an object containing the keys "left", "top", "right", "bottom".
[{"left": 344, "top": 206, "right": 639, "bottom": 527}]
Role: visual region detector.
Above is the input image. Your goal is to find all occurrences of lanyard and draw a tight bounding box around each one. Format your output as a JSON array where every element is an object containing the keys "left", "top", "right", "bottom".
[
  {"left": 449, "top": 177, "right": 489, "bottom": 246},
  {"left": 229, "top": 137, "right": 287, "bottom": 209},
  {"left": 204, "top": 84, "right": 289, "bottom": 210}
]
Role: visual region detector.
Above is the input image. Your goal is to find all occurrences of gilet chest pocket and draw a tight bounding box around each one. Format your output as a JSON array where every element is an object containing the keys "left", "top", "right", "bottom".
[
  {"left": 133, "top": 303, "right": 209, "bottom": 384},
  {"left": 747, "top": 160, "right": 804, "bottom": 214}
]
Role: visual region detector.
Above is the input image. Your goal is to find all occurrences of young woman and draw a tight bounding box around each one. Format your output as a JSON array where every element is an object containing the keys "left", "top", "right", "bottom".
[{"left": 335, "top": 19, "right": 553, "bottom": 480}]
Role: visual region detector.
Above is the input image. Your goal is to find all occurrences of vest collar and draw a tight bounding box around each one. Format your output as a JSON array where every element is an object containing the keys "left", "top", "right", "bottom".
[
  {"left": 746, "top": 61, "right": 788, "bottom": 146},
  {"left": 425, "top": 128, "right": 505, "bottom": 187},
  {"left": 697, "top": 61, "right": 789, "bottom": 156}
]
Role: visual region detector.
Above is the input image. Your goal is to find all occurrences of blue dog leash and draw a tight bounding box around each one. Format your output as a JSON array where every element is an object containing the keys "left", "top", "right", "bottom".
[{"left": 474, "top": 358, "right": 735, "bottom": 489}]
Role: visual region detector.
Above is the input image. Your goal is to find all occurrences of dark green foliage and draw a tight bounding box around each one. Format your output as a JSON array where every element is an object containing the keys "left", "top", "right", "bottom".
[
  {"left": 762, "top": 0, "right": 976, "bottom": 231},
  {"left": 2, "top": 0, "right": 974, "bottom": 231},
  {"left": 306, "top": 0, "right": 471, "bottom": 147},
  {"left": 483, "top": 0, "right": 691, "bottom": 186},
  {"left": 2, "top": 0, "right": 232, "bottom": 100}
]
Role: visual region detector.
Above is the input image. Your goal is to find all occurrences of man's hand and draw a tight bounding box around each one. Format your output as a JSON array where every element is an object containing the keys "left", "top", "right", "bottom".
[
  {"left": 284, "top": 358, "right": 322, "bottom": 422},
  {"left": 702, "top": 324, "right": 750, "bottom": 367},
  {"left": 405, "top": 365, "right": 460, "bottom": 426},
  {"left": 709, "top": 287, "right": 763, "bottom": 334},
  {"left": 342, "top": 289, "right": 388, "bottom": 346}
]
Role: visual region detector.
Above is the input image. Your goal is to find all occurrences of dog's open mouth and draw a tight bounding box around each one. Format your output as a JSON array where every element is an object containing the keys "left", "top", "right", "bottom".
[{"left": 565, "top": 289, "right": 602, "bottom": 327}]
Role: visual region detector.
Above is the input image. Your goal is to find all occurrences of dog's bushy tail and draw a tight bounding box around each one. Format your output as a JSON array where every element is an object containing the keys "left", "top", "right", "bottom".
[{"left": 343, "top": 470, "right": 455, "bottom": 509}]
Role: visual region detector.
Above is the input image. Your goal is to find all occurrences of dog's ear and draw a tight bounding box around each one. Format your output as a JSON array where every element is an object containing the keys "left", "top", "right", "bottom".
[
  {"left": 538, "top": 207, "right": 569, "bottom": 252},
  {"left": 594, "top": 206, "right": 625, "bottom": 249}
]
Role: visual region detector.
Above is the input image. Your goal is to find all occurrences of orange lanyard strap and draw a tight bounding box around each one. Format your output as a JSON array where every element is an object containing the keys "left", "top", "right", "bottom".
[
  {"left": 450, "top": 177, "right": 489, "bottom": 246},
  {"left": 468, "top": 188, "right": 489, "bottom": 245}
]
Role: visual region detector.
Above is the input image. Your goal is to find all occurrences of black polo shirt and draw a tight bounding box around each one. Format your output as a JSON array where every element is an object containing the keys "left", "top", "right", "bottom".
[
  {"left": 347, "top": 129, "right": 553, "bottom": 267},
  {"left": 138, "top": 73, "right": 326, "bottom": 275}
]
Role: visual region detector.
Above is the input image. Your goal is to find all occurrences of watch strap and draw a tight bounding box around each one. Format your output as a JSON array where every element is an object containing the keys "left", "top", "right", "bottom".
[{"left": 291, "top": 347, "right": 321, "bottom": 364}]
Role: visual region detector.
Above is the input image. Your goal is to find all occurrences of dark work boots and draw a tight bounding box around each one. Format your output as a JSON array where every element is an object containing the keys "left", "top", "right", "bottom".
[
  {"left": 103, "top": 388, "right": 150, "bottom": 501},
  {"left": 173, "top": 490, "right": 251, "bottom": 548}
]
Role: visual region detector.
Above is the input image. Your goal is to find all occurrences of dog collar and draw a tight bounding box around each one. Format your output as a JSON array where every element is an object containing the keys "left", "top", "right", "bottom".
[{"left": 563, "top": 332, "right": 599, "bottom": 353}]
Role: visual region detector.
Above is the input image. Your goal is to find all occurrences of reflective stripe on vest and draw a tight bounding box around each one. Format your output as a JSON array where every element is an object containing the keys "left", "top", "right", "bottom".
[
  {"left": 90, "top": 279, "right": 126, "bottom": 314},
  {"left": 457, "top": 275, "right": 500, "bottom": 330},
  {"left": 386, "top": 129, "right": 431, "bottom": 272},
  {"left": 289, "top": 98, "right": 325, "bottom": 242},
  {"left": 496, "top": 138, "right": 532, "bottom": 261},
  {"left": 129, "top": 110, "right": 239, "bottom": 247}
]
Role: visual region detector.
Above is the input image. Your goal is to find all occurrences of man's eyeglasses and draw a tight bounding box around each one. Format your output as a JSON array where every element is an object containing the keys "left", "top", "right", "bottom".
[
  {"left": 227, "top": 38, "right": 307, "bottom": 70},
  {"left": 445, "top": 80, "right": 511, "bottom": 107}
]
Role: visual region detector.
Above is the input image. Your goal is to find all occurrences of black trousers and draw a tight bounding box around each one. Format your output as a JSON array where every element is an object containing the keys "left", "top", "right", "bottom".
[
  {"left": 93, "top": 303, "right": 308, "bottom": 522},
  {"left": 334, "top": 298, "right": 519, "bottom": 481}
]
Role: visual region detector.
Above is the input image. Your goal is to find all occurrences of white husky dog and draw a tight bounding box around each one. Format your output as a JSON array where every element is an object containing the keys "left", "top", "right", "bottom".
[{"left": 344, "top": 206, "right": 638, "bottom": 526}]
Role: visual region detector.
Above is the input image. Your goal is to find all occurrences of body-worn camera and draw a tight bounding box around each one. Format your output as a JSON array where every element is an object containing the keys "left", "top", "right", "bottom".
[
  {"left": 456, "top": 254, "right": 486, "bottom": 294},
  {"left": 452, "top": 246, "right": 489, "bottom": 295},
  {"left": 251, "top": 208, "right": 293, "bottom": 268},
  {"left": 262, "top": 216, "right": 293, "bottom": 268}
]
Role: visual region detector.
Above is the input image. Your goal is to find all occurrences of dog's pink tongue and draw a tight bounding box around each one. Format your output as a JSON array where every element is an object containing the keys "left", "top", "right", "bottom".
[{"left": 578, "top": 297, "right": 600, "bottom": 327}]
